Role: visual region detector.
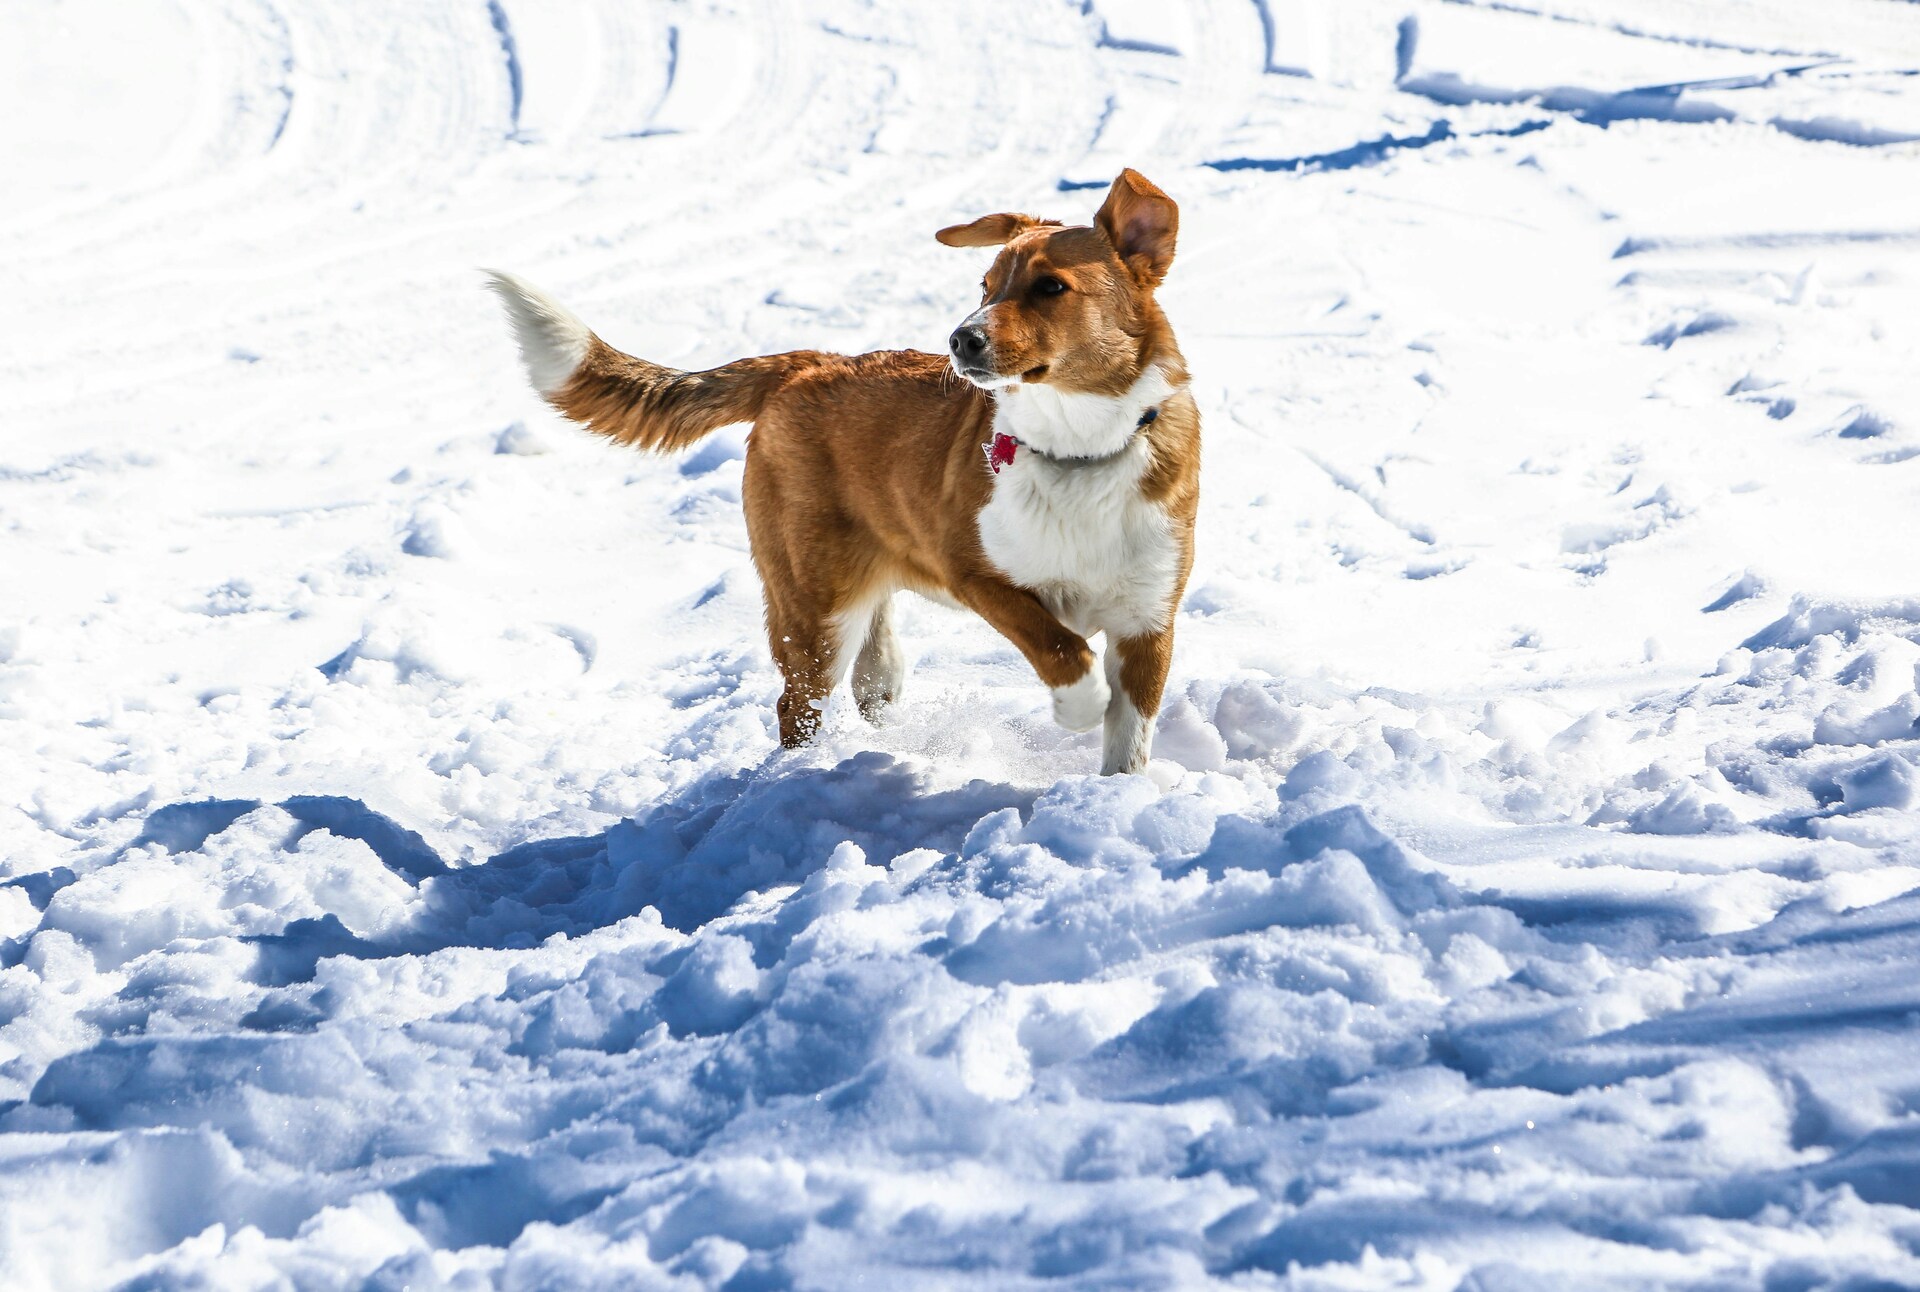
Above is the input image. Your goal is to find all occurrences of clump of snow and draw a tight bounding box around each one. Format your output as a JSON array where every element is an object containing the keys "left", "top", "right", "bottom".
[
  {"left": 493, "top": 420, "right": 551, "bottom": 456},
  {"left": 1838, "top": 753, "right": 1918, "bottom": 813},
  {"left": 402, "top": 502, "right": 470, "bottom": 560}
]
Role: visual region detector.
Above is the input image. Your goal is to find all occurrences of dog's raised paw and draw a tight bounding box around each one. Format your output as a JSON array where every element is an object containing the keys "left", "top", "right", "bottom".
[{"left": 1051, "top": 668, "right": 1111, "bottom": 732}]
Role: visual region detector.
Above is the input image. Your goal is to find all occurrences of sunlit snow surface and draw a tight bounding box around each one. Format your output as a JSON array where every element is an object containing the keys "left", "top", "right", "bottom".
[{"left": 4, "top": 1, "right": 1920, "bottom": 1287}]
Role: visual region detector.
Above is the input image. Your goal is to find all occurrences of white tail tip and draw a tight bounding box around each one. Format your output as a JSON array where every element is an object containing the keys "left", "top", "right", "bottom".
[{"left": 483, "top": 268, "right": 593, "bottom": 397}]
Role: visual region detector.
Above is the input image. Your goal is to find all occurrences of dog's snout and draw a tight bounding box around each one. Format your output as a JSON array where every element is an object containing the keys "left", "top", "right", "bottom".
[{"left": 949, "top": 325, "right": 988, "bottom": 363}]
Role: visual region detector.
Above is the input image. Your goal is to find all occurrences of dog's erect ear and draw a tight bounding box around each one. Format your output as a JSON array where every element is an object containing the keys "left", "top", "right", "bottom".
[
  {"left": 1094, "top": 169, "right": 1178, "bottom": 284},
  {"left": 935, "top": 212, "right": 1058, "bottom": 248}
]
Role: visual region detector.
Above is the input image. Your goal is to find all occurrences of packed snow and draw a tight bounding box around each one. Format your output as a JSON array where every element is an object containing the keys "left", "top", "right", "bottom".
[{"left": 5, "top": 1, "right": 1920, "bottom": 1287}]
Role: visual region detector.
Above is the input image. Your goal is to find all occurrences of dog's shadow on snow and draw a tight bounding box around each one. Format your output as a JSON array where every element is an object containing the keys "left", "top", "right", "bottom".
[{"left": 121, "top": 751, "right": 1032, "bottom": 993}]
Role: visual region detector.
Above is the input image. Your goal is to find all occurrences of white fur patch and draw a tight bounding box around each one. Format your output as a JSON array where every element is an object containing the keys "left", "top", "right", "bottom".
[
  {"left": 484, "top": 269, "right": 593, "bottom": 396},
  {"left": 994, "top": 366, "right": 1176, "bottom": 460},
  {"left": 977, "top": 366, "right": 1185, "bottom": 642},
  {"left": 1051, "top": 665, "right": 1111, "bottom": 733},
  {"left": 851, "top": 598, "right": 908, "bottom": 716},
  {"left": 1101, "top": 649, "right": 1152, "bottom": 775},
  {"left": 829, "top": 590, "right": 891, "bottom": 687}
]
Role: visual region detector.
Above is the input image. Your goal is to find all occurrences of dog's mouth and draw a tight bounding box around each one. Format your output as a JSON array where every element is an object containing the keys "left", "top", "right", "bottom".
[
  {"left": 953, "top": 361, "right": 1049, "bottom": 389},
  {"left": 953, "top": 361, "right": 1016, "bottom": 389}
]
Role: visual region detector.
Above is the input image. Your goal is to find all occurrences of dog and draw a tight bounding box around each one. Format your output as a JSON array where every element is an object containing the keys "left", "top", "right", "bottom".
[{"left": 487, "top": 169, "right": 1197, "bottom": 775}]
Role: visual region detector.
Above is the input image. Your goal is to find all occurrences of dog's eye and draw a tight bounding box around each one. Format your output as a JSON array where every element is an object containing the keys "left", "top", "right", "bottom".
[{"left": 1032, "top": 275, "right": 1067, "bottom": 297}]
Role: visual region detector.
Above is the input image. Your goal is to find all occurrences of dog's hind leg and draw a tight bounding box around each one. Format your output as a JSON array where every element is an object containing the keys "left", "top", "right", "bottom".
[
  {"left": 850, "top": 593, "right": 906, "bottom": 724},
  {"left": 769, "top": 615, "right": 840, "bottom": 748}
]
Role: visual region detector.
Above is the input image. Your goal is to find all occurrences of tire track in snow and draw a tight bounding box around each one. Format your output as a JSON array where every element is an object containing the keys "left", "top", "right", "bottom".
[
  {"left": 485, "top": 0, "right": 524, "bottom": 136},
  {"left": 1298, "top": 447, "right": 1438, "bottom": 547},
  {"left": 1432, "top": 0, "right": 1838, "bottom": 60}
]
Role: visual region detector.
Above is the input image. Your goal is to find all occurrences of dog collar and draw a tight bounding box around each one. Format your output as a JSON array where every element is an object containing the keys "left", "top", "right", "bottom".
[{"left": 986, "top": 405, "right": 1159, "bottom": 475}]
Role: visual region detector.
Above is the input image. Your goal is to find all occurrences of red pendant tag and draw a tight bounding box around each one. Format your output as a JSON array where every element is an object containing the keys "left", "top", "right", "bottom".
[{"left": 986, "top": 433, "right": 1018, "bottom": 474}]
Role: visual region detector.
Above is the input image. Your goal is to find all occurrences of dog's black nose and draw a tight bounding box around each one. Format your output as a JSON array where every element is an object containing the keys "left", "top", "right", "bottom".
[{"left": 949, "top": 326, "right": 988, "bottom": 362}]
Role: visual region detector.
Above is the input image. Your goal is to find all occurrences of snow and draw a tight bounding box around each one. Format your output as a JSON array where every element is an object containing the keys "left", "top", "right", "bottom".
[{"left": 4, "top": 0, "right": 1920, "bottom": 1287}]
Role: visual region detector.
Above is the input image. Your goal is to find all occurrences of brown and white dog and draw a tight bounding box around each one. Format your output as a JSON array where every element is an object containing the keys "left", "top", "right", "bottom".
[{"left": 487, "top": 169, "right": 1198, "bottom": 775}]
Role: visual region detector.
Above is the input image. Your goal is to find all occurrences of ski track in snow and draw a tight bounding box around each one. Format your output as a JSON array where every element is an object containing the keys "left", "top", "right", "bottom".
[{"left": 3, "top": 1, "right": 1920, "bottom": 1288}]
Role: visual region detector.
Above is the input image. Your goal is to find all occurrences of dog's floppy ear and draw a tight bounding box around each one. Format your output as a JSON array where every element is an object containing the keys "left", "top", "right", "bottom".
[
  {"left": 935, "top": 212, "right": 1057, "bottom": 248},
  {"left": 1095, "top": 169, "right": 1178, "bottom": 285}
]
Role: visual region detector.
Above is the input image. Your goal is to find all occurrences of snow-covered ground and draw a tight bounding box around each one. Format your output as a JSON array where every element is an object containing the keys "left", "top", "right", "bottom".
[{"left": 5, "top": 1, "right": 1920, "bottom": 1286}]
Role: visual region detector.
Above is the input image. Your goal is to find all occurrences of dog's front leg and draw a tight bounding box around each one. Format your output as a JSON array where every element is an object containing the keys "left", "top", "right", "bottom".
[
  {"left": 953, "top": 576, "right": 1107, "bottom": 731},
  {"left": 1101, "top": 629, "right": 1174, "bottom": 775}
]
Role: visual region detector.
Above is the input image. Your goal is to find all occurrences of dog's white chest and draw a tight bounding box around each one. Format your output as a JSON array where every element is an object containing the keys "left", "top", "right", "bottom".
[
  {"left": 976, "top": 374, "right": 1183, "bottom": 639},
  {"left": 979, "top": 462, "right": 1178, "bottom": 637}
]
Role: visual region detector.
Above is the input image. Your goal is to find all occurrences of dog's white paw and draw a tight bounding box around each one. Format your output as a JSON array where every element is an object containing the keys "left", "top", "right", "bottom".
[
  {"left": 1051, "top": 667, "right": 1111, "bottom": 733},
  {"left": 1101, "top": 688, "right": 1152, "bottom": 776}
]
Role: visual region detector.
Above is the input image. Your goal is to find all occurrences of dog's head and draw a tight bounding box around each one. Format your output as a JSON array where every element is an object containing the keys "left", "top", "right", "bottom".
[{"left": 936, "top": 169, "right": 1178, "bottom": 396}]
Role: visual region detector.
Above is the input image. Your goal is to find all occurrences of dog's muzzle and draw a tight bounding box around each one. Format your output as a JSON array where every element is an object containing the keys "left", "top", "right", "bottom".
[{"left": 948, "top": 324, "right": 989, "bottom": 367}]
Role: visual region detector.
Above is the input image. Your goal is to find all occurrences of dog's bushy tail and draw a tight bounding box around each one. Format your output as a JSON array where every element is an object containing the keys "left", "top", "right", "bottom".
[{"left": 485, "top": 269, "right": 821, "bottom": 454}]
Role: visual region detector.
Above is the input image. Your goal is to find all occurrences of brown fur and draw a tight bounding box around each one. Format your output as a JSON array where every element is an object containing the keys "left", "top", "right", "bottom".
[
  {"left": 551, "top": 344, "right": 831, "bottom": 454},
  {"left": 513, "top": 170, "right": 1200, "bottom": 763}
]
